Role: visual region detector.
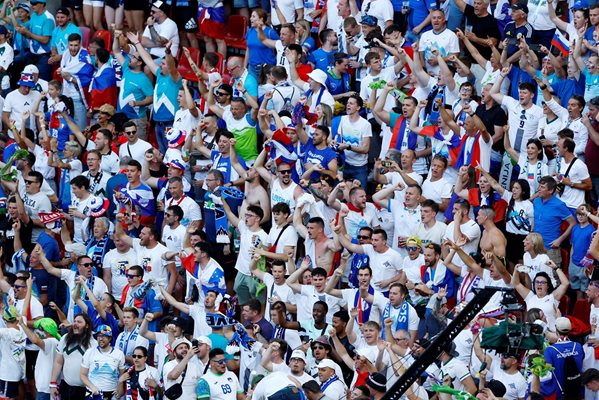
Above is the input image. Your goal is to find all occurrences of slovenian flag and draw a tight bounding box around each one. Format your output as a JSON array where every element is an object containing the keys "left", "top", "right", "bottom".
[{"left": 552, "top": 30, "right": 570, "bottom": 56}]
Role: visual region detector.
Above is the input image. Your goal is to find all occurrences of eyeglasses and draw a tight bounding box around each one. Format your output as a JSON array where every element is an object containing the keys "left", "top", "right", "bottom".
[
  {"left": 245, "top": 213, "right": 258, "bottom": 218},
  {"left": 13, "top": 284, "right": 26, "bottom": 289},
  {"left": 79, "top": 262, "right": 93, "bottom": 267},
  {"left": 131, "top": 354, "right": 145, "bottom": 359},
  {"left": 278, "top": 170, "right": 292, "bottom": 175},
  {"left": 357, "top": 235, "right": 371, "bottom": 240},
  {"left": 406, "top": 246, "right": 419, "bottom": 252},
  {"left": 126, "top": 274, "right": 139, "bottom": 279},
  {"left": 313, "top": 345, "right": 326, "bottom": 350},
  {"left": 211, "top": 358, "right": 226, "bottom": 365},
  {"left": 534, "top": 281, "right": 548, "bottom": 285}
]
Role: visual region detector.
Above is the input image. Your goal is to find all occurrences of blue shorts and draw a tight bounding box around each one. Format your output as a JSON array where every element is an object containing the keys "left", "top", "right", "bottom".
[{"left": 569, "top": 261, "right": 589, "bottom": 291}]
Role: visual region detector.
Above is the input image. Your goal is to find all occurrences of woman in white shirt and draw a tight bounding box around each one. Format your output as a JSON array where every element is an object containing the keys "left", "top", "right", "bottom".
[
  {"left": 522, "top": 232, "right": 556, "bottom": 288},
  {"left": 512, "top": 260, "right": 569, "bottom": 332},
  {"left": 505, "top": 136, "right": 548, "bottom": 194}
]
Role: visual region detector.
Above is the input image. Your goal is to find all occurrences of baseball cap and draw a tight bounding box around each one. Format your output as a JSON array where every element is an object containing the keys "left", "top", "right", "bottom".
[
  {"left": 152, "top": 0, "right": 169, "bottom": 13},
  {"left": 3, "top": 305, "right": 18, "bottom": 322},
  {"left": 290, "top": 350, "right": 307, "bottom": 363},
  {"left": 361, "top": 15, "right": 378, "bottom": 27},
  {"left": 167, "top": 159, "right": 187, "bottom": 171},
  {"left": 196, "top": 336, "right": 212, "bottom": 347},
  {"left": 23, "top": 65, "right": 39, "bottom": 75},
  {"left": 365, "top": 372, "right": 387, "bottom": 392},
  {"left": 15, "top": 2, "right": 31, "bottom": 13},
  {"left": 317, "top": 359, "right": 337, "bottom": 370},
  {"left": 511, "top": 1, "right": 528, "bottom": 13},
  {"left": 95, "top": 324, "right": 113, "bottom": 337},
  {"left": 56, "top": 7, "right": 70, "bottom": 16},
  {"left": 555, "top": 317, "right": 571, "bottom": 333},
  {"left": 98, "top": 104, "right": 115, "bottom": 116},
  {"left": 30, "top": 0, "right": 47, "bottom": 4},
  {"left": 0, "top": 26, "right": 7, "bottom": 36}
]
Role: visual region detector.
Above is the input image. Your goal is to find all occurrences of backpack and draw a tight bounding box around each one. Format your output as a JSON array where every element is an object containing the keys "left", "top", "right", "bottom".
[
  {"left": 274, "top": 87, "right": 295, "bottom": 114},
  {"left": 551, "top": 344, "right": 581, "bottom": 398}
]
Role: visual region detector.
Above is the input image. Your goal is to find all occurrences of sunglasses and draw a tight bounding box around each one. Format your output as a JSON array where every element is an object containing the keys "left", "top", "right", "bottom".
[
  {"left": 278, "top": 170, "right": 292, "bottom": 175},
  {"left": 131, "top": 354, "right": 145, "bottom": 359},
  {"left": 313, "top": 345, "right": 326, "bottom": 350},
  {"left": 79, "top": 262, "right": 93, "bottom": 267},
  {"left": 211, "top": 359, "right": 226, "bottom": 365},
  {"left": 24, "top": 179, "right": 37, "bottom": 184},
  {"left": 125, "top": 131, "right": 137, "bottom": 136},
  {"left": 406, "top": 246, "right": 419, "bottom": 252},
  {"left": 216, "top": 92, "right": 229, "bottom": 96},
  {"left": 357, "top": 235, "right": 371, "bottom": 240},
  {"left": 13, "top": 284, "right": 26, "bottom": 289},
  {"left": 126, "top": 274, "right": 139, "bottom": 279}
]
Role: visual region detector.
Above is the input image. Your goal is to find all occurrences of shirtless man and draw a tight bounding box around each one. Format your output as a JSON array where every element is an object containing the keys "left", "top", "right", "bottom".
[
  {"left": 254, "top": 148, "right": 304, "bottom": 214},
  {"left": 293, "top": 204, "right": 338, "bottom": 274},
  {"left": 476, "top": 206, "right": 507, "bottom": 261}
]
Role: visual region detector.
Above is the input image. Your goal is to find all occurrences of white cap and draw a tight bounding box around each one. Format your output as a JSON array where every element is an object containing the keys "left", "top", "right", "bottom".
[
  {"left": 290, "top": 350, "right": 306, "bottom": 363},
  {"left": 65, "top": 242, "right": 87, "bottom": 256},
  {"left": 23, "top": 65, "right": 39, "bottom": 74},
  {"left": 356, "top": 347, "right": 376, "bottom": 364},
  {"left": 555, "top": 317, "right": 571, "bottom": 333},
  {"left": 196, "top": 336, "right": 212, "bottom": 347},
  {"left": 317, "top": 358, "right": 337, "bottom": 370}
]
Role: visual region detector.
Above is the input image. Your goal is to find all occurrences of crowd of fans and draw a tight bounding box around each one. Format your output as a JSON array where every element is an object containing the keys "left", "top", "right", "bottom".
[{"left": 0, "top": 0, "right": 599, "bottom": 399}]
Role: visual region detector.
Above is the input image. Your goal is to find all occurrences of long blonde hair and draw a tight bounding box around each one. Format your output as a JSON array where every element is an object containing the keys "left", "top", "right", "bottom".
[
  {"left": 527, "top": 232, "right": 547, "bottom": 255},
  {"left": 295, "top": 19, "right": 311, "bottom": 46}
]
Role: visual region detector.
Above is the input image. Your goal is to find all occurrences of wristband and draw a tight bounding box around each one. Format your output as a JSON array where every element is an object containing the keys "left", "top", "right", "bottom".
[
  {"left": 348, "top": 144, "right": 352, "bottom": 151},
  {"left": 539, "top": 84, "right": 547, "bottom": 90}
]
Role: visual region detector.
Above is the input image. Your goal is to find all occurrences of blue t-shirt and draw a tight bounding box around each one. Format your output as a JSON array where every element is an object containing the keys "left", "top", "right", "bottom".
[
  {"left": 507, "top": 66, "right": 537, "bottom": 103},
  {"left": 245, "top": 27, "right": 278, "bottom": 66},
  {"left": 210, "top": 150, "right": 247, "bottom": 182},
  {"left": 8, "top": 18, "right": 29, "bottom": 53},
  {"left": 301, "top": 36, "right": 316, "bottom": 53},
  {"left": 29, "top": 10, "right": 54, "bottom": 54},
  {"left": 119, "top": 62, "right": 155, "bottom": 119},
  {"left": 533, "top": 196, "right": 573, "bottom": 249},
  {"left": 303, "top": 138, "right": 337, "bottom": 179},
  {"left": 408, "top": 0, "right": 436, "bottom": 32},
  {"left": 552, "top": 74, "right": 586, "bottom": 106},
  {"left": 543, "top": 340, "right": 584, "bottom": 397},
  {"left": 50, "top": 23, "right": 82, "bottom": 55},
  {"left": 308, "top": 48, "right": 335, "bottom": 72},
  {"left": 325, "top": 70, "right": 351, "bottom": 96},
  {"left": 571, "top": 224, "right": 595, "bottom": 266},
  {"left": 85, "top": 300, "right": 121, "bottom": 345},
  {"left": 153, "top": 69, "right": 182, "bottom": 121},
  {"left": 582, "top": 67, "right": 599, "bottom": 103}
]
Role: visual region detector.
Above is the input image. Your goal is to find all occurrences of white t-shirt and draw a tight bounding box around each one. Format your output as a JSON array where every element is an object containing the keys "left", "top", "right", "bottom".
[
  {"left": 162, "top": 224, "right": 187, "bottom": 254},
  {"left": 490, "top": 361, "right": 528, "bottom": 400},
  {"left": 444, "top": 220, "right": 481, "bottom": 272},
  {"left": 300, "top": 82, "right": 335, "bottom": 113},
  {"left": 501, "top": 97, "right": 543, "bottom": 153},
  {"left": 419, "top": 29, "right": 460, "bottom": 75},
  {"left": 503, "top": 191, "right": 534, "bottom": 235},
  {"left": 523, "top": 252, "right": 556, "bottom": 286},
  {"left": 197, "top": 370, "right": 243, "bottom": 400},
  {"left": 34, "top": 337, "right": 59, "bottom": 393},
  {"left": 118, "top": 139, "right": 152, "bottom": 162},
  {"left": 142, "top": 17, "right": 179, "bottom": 59},
  {"left": 361, "top": 0, "right": 393, "bottom": 30},
  {"left": 558, "top": 157, "right": 590, "bottom": 209},
  {"left": 83, "top": 170, "right": 111, "bottom": 198},
  {"left": 72, "top": 194, "right": 94, "bottom": 244},
  {"left": 524, "top": 292, "right": 559, "bottom": 330},
  {"left": 163, "top": 359, "right": 202, "bottom": 400},
  {"left": 266, "top": 223, "right": 298, "bottom": 254},
  {"left": 132, "top": 238, "right": 170, "bottom": 283},
  {"left": 270, "top": 0, "right": 303, "bottom": 24},
  {"left": 299, "top": 285, "right": 345, "bottom": 323},
  {"left": 262, "top": 273, "right": 295, "bottom": 321},
  {"left": 0, "top": 326, "right": 26, "bottom": 382},
  {"left": 103, "top": 247, "right": 138, "bottom": 301},
  {"left": 189, "top": 303, "right": 212, "bottom": 338},
  {"left": 338, "top": 116, "right": 372, "bottom": 167},
  {"left": 235, "top": 220, "right": 268, "bottom": 276},
  {"left": 415, "top": 221, "right": 447, "bottom": 247},
  {"left": 388, "top": 200, "right": 421, "bottom": 254},
  {"left": 165, "top": 196, "right": 202, "bottom": 226},
  {"left": 362, "top": 244, "right": 403, "bottom": 291},
  {"left": 436, "top": 357, "right": 471, "bottom": 393},
  {"left": 422, "top": 178, "right": 452, "bottom": 221},
  {"left": 402, "top": 254, "right": 426, "bottom": 305},
  {"left": 81, "top": 346, "right": 126, "bottom": 392},
  {"left": 115, "top": 325, "right": 149, "bottom": 363},
  {"left": 3, "top": 88, "right": 40, "bottom": 132},
  {"left": 344, "top": 202, "right": 379, "bottom": 239},
  {"left": 56, "top": 335, "right": 98, "bottom": 386},
  {"left": 360, "top": 67, "right": 398, "bottom": 118},
  {"left": 590, "top": 304, "right": 599, "bottom": 338}
]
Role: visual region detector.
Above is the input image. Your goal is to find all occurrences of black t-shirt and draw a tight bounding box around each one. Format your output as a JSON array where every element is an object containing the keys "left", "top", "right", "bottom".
[
  {"left": 476, "top": 103, "right": 507, "bottom": 153},
  {"left": 0, "top": 216, "right": 33, "bottom": 266},
  {"left": 464, "top": 5, "right": 501, "bottom": 59}
]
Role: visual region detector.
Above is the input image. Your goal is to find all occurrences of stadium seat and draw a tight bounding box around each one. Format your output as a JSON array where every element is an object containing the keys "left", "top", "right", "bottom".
[
  {"left": 224, "top": 15, "right": 247, "bottom": 53},
  {"left": 80, "top": 26, "right": 91, "bottom": 49},
  {"left": 177, "top": 47, "right": 202, "bottom": 82},
  {"left": 573, "top": 298, "right": 591, "bottom": 326},
  {"left": 93, "top": 29, "right": 112, "bottom": 51}
]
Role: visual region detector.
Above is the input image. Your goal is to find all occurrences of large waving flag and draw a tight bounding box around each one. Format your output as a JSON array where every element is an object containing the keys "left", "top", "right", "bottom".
[
  {"left": 552, "top": 30, "right": 570, "bottom": 57},
  {"left": 61, "top": 48, "right": 94, "bottom": 107}
]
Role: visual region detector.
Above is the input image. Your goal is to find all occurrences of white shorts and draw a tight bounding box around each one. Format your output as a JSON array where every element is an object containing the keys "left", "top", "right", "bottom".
[{"left": 83, "top": 0, "right": 104, "bottom": 7}]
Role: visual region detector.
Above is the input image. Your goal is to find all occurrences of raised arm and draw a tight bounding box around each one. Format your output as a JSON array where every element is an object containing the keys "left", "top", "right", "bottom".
[
  {"left": 547, "top": 0, "right": 569, "bottom": 32},
  {"left": 127, "top": 32, "right": 159, "bottom": 75},
  {"left": 490, "top": 64, "right": 511, "bottom": 105}
]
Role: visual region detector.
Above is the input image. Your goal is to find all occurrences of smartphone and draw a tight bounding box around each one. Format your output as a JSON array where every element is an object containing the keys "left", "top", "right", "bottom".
[
  {"left": 192, "top": 339, "right": 199, "bottom": 348},
  {"left": 382, "top": 160, "right": 393, "bottom": 168}
]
